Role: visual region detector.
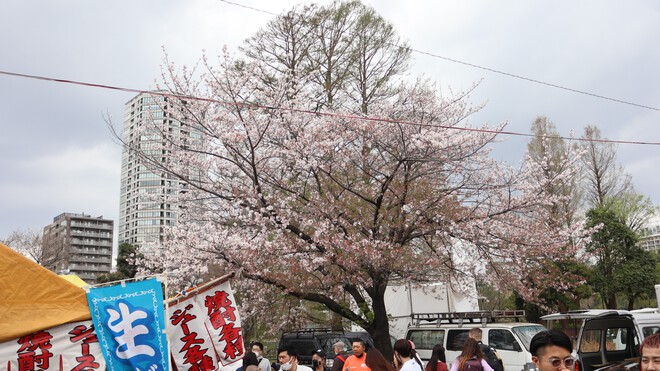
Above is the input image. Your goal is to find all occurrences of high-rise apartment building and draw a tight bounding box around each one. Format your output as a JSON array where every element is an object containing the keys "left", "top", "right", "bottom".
[
  {"left": 42, "top": 212, "right": 113, "bottom": 281},
  {"left": 119, "top": 92, "right": 198, "bottom": 251},
  {"left": 640, "top": 214, "right": 660, "bottom": 252}
]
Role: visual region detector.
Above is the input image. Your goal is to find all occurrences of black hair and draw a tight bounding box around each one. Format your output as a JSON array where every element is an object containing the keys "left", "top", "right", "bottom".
[
  {"left": 427, "top": 344, "right": 447, "bottom": 371},
  {"left": 252, "top": 341, "right": 264, "bottom": 351},
  {"left": 352, "top": 339, "right": 366, "bottom": 348},
  {"left": 277, "top": 345, "right": 299, "bottom": 360},
  {"left": 243, "top": 352, "right": 260, "bottom": 368},
  {"left": 529, "top": 330, "right": 573, "bottom": 356}
]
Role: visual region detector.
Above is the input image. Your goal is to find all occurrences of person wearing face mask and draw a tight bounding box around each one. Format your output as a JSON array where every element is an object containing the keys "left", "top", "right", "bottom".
[
  {"left": 252, "top": 342, "right": 272, "bottom": 371},
  {"left": 278, "top": 346, "right": 313, "bottom": 371},
  {"left": 312, "top": 349, "right": 327, "bottom": 371}
]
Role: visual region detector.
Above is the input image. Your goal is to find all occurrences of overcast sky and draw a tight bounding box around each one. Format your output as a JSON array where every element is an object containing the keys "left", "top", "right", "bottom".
[{"left": 1, "top": 1, "right": 659, "bottom": 255}]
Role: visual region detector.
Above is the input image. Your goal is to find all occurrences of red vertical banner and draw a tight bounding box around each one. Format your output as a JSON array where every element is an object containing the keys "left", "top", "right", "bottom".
[
  {"left": 0, "top": 321, "right": 105, "bottom": 370},
  {"left": 168, "top": 278, "right": 244, "bottom": 371}
]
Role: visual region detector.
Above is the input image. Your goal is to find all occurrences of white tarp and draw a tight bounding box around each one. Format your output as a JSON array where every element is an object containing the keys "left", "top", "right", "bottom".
[{"left": 384, "top": 281, "right": 479, "bottom": 339}]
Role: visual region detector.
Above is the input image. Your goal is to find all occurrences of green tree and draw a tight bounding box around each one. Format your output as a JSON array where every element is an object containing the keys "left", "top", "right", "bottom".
[
  {"left": 96, "top": 243, "right": 141, "bottom": 283},
  {"left": 586, "top": 206, "right": 648, "bottom": 309},
  {"left": 614, "top": 247, "right": 656, "bottom": 310},
  {"left": 116, "top": 242, "right": 141, "bottom": 278}
]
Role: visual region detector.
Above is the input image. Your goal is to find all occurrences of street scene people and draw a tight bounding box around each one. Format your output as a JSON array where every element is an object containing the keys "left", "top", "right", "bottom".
[
  {"left": 239, "top": 351, "right": 261, "bottom": 371},
  {"left": 343, "top": 340, "right": 371, "bottom": 371},
  {"left": 312, "top": 349, "right": 326, "bottom": 371},
  {"left": 449, "top": 338, "right": 494, "bottom": 371},
  {"left": 393, "top": 339, "right": 424, "bottom": 371},
  {"left": 641, "top": 333, "right": 660, "bottom": 371},
  {"left": 278, "top": 346, "right": 313, "bottom": 371},
  {"left": 365, "top": 348, "right": 396, "bottom": 371},
  {"left": 425, "top": 344, "right": 448, "bottom": 371},
  {"left": 529, "top": 330, "right": 575, "bottom": 371},
  {"left": 468, "top": 328, "right": 503, "bottom": 371},
  {"left": 252, "top": 341, "right": 272, "bottom": 371},
  {"left": 333, "top": 341, "right": 350, "bottom": 371}
]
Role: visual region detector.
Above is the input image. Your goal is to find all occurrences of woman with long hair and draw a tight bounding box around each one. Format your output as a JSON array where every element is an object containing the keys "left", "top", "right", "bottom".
[
  {"left": 366, "top": 347, "right": 396, "bottom": 371},
  {"left": 449, "top": 338, "right": 494, "bottom": 371},
  {"left": 393, "top": 339, "right": 423, "bottom": 371},
  {"left": 238, "top": 351, "right": 260, "bottom": 371},
  {"left": 425, "top": 344, "right": 448, "bottom": 371}
]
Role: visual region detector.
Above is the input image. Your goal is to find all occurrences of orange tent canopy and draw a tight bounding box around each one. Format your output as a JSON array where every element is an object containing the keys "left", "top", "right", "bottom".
[{"left": 0, "top": 242, "right": 91, "bottom": 342}]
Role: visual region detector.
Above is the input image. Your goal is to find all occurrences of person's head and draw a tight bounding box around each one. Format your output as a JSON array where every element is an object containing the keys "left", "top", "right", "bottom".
[
  {"left": 530, "top": 330, "right": 574, "bottom": 371},
  {"left": 393, "top": 339, "right": 414, "bottom": 368},
  {"left": 469, "top": 328, "right": 483, "bottom": 342},
  {"left": 366, "top": 348, "right": 395, "bottom": 371},
  {"left": 243, "top": 351, "right": 260, "bottom": 368},
  {"left": 252, "top": 342, "right": 265, "bottom": 358},
  {"left": 460, "top": 338, "right": 483, "bottom": 359},
  {"left": 333, "top": 341, "right": 346, "bottom": 355},
  {"left": 641, "top": 333, "right": 660, "bottom": 371},
  {"left": 429, "top": 344, "right": 447, "bottom": 365},
  {"left": 278, "top": 346, "right": 299, "bottom": 370},
  {"left": 352, "top": 340, "right": 367, "bottom": 357},
  {"left": 312, "top": 349, "right": 326, "bottom": 370}
]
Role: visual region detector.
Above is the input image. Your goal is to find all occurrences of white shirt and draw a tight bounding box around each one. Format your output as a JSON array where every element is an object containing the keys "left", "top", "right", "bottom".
[
  {"left": 257, "top": 357, "right": 271, "bottom": 371},
  {"left": 296, "top": 365, "right": 313, "bottom": 371},
  {"left": 400, "top": 359, "right": 423, "bottom": 371}
]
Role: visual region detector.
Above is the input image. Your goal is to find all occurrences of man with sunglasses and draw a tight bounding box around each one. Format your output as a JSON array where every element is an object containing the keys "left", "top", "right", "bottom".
[{"left": 530, "top": 330, "right": 575, "bottom": 371}]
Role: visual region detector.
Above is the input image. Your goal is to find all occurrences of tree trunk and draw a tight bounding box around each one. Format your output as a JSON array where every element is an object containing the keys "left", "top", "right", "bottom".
[
  {"left": 369, "top": 286, "right": 394, "bottom": 360},
  {"left": 605, "top": 293, "right": 617, "bottom": 309}
]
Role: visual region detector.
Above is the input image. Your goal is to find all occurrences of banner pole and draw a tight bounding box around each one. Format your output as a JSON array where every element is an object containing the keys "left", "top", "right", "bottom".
[{"left": 166, "top": 272, "right": 236, "bottom": 305}]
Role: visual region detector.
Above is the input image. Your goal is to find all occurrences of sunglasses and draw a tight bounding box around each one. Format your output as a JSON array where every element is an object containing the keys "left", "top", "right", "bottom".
[{"left": 544, "top": 357, "right": 575, "bottom": 369}]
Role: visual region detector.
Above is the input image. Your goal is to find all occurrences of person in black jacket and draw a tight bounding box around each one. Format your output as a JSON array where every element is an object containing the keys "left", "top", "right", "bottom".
[
  {"left": 331, "top": 341, "right": 348, "bottom": 371},
  {"left": 469, "top": 328, "right": 503, "bottom": 371}
]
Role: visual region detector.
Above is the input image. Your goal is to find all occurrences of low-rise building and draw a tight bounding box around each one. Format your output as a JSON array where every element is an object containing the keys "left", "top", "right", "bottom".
[{"left": 42, "top": 212, "right": 113, "bottom": 281}]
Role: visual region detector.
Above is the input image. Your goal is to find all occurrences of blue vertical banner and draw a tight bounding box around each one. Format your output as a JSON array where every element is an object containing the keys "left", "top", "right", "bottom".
[{"left": 86, "top": 278, "right": 169, "bottom": 371}]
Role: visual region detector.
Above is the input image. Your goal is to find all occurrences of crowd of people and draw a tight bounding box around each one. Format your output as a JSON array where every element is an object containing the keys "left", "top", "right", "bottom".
[{"left": 238, "top": 330, "right": 660, "bottom": 371}]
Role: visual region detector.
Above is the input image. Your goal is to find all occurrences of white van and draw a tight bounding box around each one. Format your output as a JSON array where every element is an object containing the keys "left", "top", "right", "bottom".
[
  {"left": 541, "top": 309, "right": 660, "bottom": 371},
  {"left": 405, "top": 311, "right": 546, "bottom": 371}
]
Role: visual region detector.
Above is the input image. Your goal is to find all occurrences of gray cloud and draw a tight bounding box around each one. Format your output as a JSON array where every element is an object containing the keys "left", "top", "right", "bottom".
[{"left": 1, "top": 0, "right": 659, "bottom": 247}]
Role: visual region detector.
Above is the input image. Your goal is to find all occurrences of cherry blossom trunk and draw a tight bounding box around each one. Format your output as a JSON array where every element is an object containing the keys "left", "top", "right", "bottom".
[{"left": 367, "top": 288, "right": 394, "bottom": 360}]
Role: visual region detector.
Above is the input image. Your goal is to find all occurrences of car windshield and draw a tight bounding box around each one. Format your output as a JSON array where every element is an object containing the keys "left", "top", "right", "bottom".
[{"left": 512, "top": 325, "right": 546, "bottom": 351}]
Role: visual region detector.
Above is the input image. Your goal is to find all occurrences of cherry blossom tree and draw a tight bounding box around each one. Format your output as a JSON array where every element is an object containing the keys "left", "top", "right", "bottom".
[
  {"left": 1, "top": 228, "right": 66, "bottom": 269},
  {"left": 124, "top": 4, "right": 587, "bottom": 356}
]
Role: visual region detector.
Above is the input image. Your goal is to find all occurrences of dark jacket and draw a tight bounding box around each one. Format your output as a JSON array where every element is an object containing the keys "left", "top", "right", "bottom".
[{"left": 331, "top": 351, "right": 349, "bottom": 371}]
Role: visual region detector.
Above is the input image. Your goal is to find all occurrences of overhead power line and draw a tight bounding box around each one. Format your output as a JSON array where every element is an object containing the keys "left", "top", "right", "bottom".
[
  {"left": 1, "top": 69, "right": 658, "bottom": 147},
  {"left": 218, "top": 0, "right": 660, "bottom": 113}
]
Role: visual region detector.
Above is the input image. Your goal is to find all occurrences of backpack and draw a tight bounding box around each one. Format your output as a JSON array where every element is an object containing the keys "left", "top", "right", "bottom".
[
  {"left": 479, "top": 344, "right": 504, "bottom": 371},
  {"left": 465, "top": 358, "right": 483, "bottom": 371}
]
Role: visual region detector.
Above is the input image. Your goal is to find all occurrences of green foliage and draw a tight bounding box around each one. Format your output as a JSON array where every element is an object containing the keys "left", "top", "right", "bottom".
[
  {"left": 94, "top": 243, "right": 141, "bottom": 284},
  {"left": 117, "top": 242, "right": 141, "bottom": 278},
  {"left": 586, "top": 206, "right": 653, "bottom": 309},
  {"left": 95, "top": 271, "right": 126, "bottom": 284}
]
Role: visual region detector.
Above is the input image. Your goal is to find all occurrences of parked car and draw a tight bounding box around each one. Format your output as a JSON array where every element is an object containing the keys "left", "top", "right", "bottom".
[
  {"left": 541, "top": 309, "right": 660, "bottom": 371},
  {"left": 405, "top": 310, "right": 546, "bottom": 371},
  {"left": 278, "top": 329, "right": 352, "bottom": 371}
]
